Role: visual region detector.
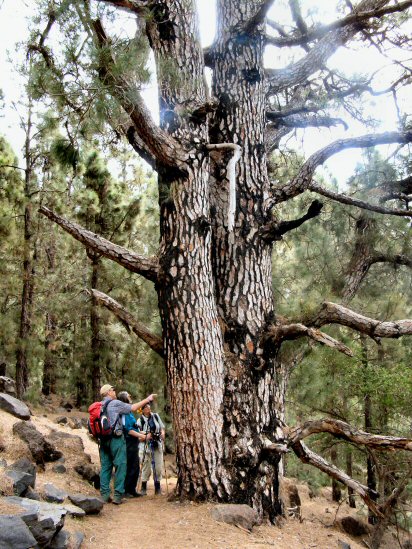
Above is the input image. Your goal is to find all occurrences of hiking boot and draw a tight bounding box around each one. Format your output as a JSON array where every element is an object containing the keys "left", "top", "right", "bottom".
[
  {"left": 154, "top": 481, "right": 162, "bottom": 495},
  {"left": 140, "top": 481, "right": 147, "bottom": 496},
  {"left": 112, "top": 498, "right": 124, "bottom": 505},
  {"left": 102, "top": 496, "right": 112, "bottom": 503},
  {"left": 125, "top": 492, "right": 142, "bottom": 498}
]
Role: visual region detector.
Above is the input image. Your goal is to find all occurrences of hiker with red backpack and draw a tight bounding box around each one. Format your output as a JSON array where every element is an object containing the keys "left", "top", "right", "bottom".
[{"left": 91, "top": 384, "right": 156, "bottom": 505}]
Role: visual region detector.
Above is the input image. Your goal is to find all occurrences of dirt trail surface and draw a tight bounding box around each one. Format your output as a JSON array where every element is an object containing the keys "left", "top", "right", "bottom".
[
  {"left": 71, "top": 486, "right": 365, "bottom": 549},
  {"left": 0, "top": 405, "right": 407, "bottom": 549}
]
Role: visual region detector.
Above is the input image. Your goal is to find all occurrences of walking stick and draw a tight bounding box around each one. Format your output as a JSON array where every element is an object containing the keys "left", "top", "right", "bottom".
[
  {"left": 162, "top": 441, "right": 169, "bottom": 495},
  {"left": 150, "top": 440, "right": 158, "bottom": 489}
]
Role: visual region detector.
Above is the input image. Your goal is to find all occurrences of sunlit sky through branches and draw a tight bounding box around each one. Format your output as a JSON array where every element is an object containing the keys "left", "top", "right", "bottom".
[{"left": 0, "top": 0, "right": 410, "bottom": 186}]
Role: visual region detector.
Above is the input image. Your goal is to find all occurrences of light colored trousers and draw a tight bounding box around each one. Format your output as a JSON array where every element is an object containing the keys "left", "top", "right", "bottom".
[{"left": 139, "top": 442, "right": 163, "bottom": 482}]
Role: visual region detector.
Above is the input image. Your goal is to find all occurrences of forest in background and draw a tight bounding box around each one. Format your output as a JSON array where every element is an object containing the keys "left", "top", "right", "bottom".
[{"left": 1, "top": 0, "right": 412, "bottom": 544}]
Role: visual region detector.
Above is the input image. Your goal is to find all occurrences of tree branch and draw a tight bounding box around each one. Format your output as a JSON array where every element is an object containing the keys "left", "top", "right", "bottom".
[
  {"left": 39, "top": 206, "right": 159, "bottom": 282},
  {"left": 309, "top": 182, "right": 412, "bottom": 217},
  {"left": 289, "top": 418, "right": 412, "bottom": 451},
  {"left": 239, "top": 0, "right": 275, "bottom": 33},
  {"left": 290, "top": 441, "right": 382, "bottom": 516},
  {"left": 312, "top": 301, "right": 412, "bottom": 340},
  {"left": 266, "top": 321, "right": 353, "bottom": 356},
  {"left": 266, "top": 0, "right": 391, "bottom": 92},
  {"left": 98, "top": 0, "right": 151, "bottom": 13},
  {"left": 265, "top": 0, "right": 412, "bottom": 48},
  {"left": 91, "top": 18, "right": 188, "bottom": 172},
  {"left": 260, "top": 199, "right": 323, "bottom": 242},
  {"left": 267, "top": 113, "right": 348, "bottom": 130},
  {"left": 267, "top": 130, "right": 412, "bottom": 205},
  {"left": 89, "top": 289, "right": 164, "bottom": 357}
]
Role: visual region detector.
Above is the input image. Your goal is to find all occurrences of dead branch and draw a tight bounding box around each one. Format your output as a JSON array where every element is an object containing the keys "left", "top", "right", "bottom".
[
  {"left": 265, "top": 1, "right": 412, "bottom": 48},
  {"left": 309, "top": 182, "right": 412, "bottom": 217},
  {"left": 39, "top": 206, "right": 159, "bottom": 282},
  {"left": 266, "top": 0, "right": 392, "bottom": 92},
  {"left": 312, "top": 301, "right": 412, "bottom": 340},
  {"left": 266, "top": 322, "right": 353, "bottom": 356},
  {"left": 290, "top": 441, "right": 382, "bottom": 516},
  {"left": 89, "top": 289, "right": 164, "bottom": 357},
  {"left": 267, "top": 130, "right": 412, "bottom": 205},
  {"left": 289, "top": 418, "right": 412, "bottom": 451}
]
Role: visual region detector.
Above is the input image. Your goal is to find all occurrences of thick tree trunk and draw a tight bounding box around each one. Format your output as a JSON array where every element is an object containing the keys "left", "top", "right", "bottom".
[
  {"left": 208, "top": 0, "right": 284, "bottom": 519},
  {"left": 147, "top": 0, "right": 228, "bottom": 500}
]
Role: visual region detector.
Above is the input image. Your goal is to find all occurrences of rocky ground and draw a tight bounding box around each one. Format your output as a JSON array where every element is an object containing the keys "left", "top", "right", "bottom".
[{"left": 0, "top": 385, "right": 410, "bottom": 549}]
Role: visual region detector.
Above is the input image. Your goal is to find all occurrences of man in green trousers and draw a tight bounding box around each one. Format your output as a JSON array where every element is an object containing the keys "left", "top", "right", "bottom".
[{"left": 99, "top": 384, "right": 156, "bottom": 504}]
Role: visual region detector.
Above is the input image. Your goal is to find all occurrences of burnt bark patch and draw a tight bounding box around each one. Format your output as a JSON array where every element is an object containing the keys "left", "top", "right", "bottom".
[
  {"left": 151, "top": 3, "right": 176, "bottom": 42},
  {"left": 242, "top": 67, "right": 262, "bottom": 84}
]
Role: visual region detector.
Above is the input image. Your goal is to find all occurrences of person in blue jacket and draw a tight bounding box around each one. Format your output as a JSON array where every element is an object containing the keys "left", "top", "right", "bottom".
[{"left": 117, "top": 391, "right": 146, "bottom": 498}]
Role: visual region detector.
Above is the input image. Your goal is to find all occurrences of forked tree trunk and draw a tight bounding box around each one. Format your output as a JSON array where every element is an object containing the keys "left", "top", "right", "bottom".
[{"left": 150, "top": 0, "right": 285, "bottom": 519}]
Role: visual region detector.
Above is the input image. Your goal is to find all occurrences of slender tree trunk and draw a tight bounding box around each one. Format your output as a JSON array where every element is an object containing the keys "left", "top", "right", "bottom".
[
  {"left": 331, "top": 446, "right": 342, "bottom": 502},
  {"left": 361, "top": 335, "right": 378, "bottom": 524},
  {"left": 42, "top": 239, "right": 58, "bottom": 395},
  {"left": 90, "top": 258, "right": 102, "bottom": 401},
  {"left": 42, "top": 312, "right": 58, "bottom": 395},
  {"left": 16, "top": 100, "right": 36, "bottom": 398},
  {"left": 345, "top": 447, "right": 356, "bottom": 507}
]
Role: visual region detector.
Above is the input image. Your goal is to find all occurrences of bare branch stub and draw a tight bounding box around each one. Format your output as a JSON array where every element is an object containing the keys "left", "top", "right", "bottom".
[
  {"left": 266, "top": 321, "right": 353, "bottom": 356},
  {"left": 261, "top": 199, "right": 323, "bottom": 242}
]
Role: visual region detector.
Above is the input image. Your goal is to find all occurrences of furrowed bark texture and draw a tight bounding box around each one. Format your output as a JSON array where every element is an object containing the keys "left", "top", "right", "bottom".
[
  {"left": 209, "top": 0, "right": 283, "bottom": 519},
  {"left": 147, "top": 0, "right": 228, "bottom": 499}
]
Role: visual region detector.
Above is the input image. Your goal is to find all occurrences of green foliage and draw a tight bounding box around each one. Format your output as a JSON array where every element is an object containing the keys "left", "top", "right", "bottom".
[{"left": 50, "top": 137, "right": 80, "bottom": 170}]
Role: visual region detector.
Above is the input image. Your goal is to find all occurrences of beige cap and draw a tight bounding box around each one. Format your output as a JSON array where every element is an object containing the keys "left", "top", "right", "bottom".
[{"left": 100, "top": 384, "right": 114, "bottom": 396}]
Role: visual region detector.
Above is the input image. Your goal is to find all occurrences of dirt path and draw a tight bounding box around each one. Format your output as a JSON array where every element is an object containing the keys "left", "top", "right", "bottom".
[
  {"left": 0, "top": 407, "right": 404, "bottom": 549},
  {"left": 67, "top": 478, "right": 365, "bottom": 549}
]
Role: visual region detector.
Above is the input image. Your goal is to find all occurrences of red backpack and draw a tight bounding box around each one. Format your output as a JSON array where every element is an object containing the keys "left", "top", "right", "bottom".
[{"left": 88, "top": 400, "right": 117, "bottom": 439}]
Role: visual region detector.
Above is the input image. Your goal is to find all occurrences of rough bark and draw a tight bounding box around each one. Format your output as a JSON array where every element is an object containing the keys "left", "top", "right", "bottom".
[
  {"left": 38, "top": 0, "right": 412, "bottom": 523},
  {"left": 146, "top": 0, "right": 228, "bottom": 502},
  {"left": 208, "top": 0, "right": 284, "bottom": 519},
  {"left": 42, "top": 239, "right": 58, "bottom": 396}
]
